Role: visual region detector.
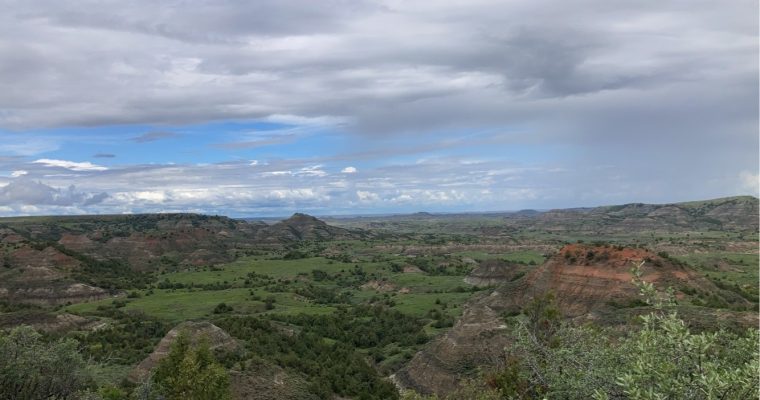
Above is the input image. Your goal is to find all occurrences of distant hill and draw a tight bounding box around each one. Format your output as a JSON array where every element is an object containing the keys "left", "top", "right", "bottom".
[
  {"left": 512, "top": 196, "right": 759, "bottom": 233},
  {"left": 255, "top": 213, "right": 365, "bottom": 242},
  {"left": 326, "top": 196, "right": 759, "bottom": 234},
  {"left": 0, "top": 212, "right": 361, "bottom": 305}
]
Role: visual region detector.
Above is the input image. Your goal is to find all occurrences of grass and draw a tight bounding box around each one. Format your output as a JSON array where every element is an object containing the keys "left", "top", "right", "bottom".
[
  {"left": 675, "top": 252, "right": 759, "bottom": 288},
  {"left": 160, "top": 256, "right": 357, "bottom": 283},
  {"left": 388, "top": 273, "right": 469, "bottom": 293},
  {"left": 389, "top": 292, "right": 472, "bottom": 318},
  {"left": 66, "top": 287, "right": 337, "bottom": 322}
]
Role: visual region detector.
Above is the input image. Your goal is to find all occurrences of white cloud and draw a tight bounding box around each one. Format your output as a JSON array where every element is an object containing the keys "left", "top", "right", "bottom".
[
  {"left": 356, "top": 190, "right": 379, "bottom": 202},
  {"left": 296, "top": 165, "right": 327, "bottom": 177},
  {"left": 10, "top": 170, "right": 27, "bottom": 178},
  {"left": 33, "top": 159, "right": 108, "bottom": 171},
  {"left": 262, "top": 170, "right": 292, "bottom": 176},
  {"left": 112, "top": 190, "right": 169, "bottom": 203},
  {"left": 265, "top": 114, "right": 350, "bottom": 127},
  {"left": 341, "top": 166, "right": 357, "bottom": 174},
  {"left": 739, "top": 171, "right": 759, "bottom": 194}
]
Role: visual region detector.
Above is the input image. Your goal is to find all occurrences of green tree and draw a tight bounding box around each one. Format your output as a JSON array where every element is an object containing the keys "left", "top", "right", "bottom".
[
  {"left": 0, "top": 325, "right": 95, "bottom": 400},
  {"left": 152, "top": 333, "right": 232, "bottom": 400}
]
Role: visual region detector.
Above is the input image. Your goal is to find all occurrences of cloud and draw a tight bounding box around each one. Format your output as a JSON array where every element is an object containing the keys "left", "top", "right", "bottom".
[
  {"left": 296, "top": 165, "right": 327, "bottom": 177},
  {"left": 10, "top": 170, "right": 27, "bottom": 178},
  {"left": 131, "top": 131, "right": 179, "bottom": 143},
  {"left": 32, "top": 159, "right": 108, "bottom": 171},
  {"left": 0, "top": 0, "right": 754, "bottom": 136},
  {"left": 739, "top": 171, "right": 759, "bottom": 194},
  {"left": 93, "top": 153, "right": 116, "bottom": 158},
  {"left": 356, "top": 190, "right": 378, "bottom": 202},
  {"left": 0, "top": 1, "right": 754, "bottom": 215},
  {"left": 341, "top": 166, "right": 357, "bottom": 174},
  {"left": 212, "top": 133, "right": 297, "bottom": 150},
  {"left": 0, "top": 153, "right": 751, "bottom": 217},
  {"left": 0, "top": 180, "right": 108, "bottom": 206}
]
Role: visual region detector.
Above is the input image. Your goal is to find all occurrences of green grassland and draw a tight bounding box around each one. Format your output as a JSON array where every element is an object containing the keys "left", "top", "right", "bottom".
[
  {"left": 65, "top": 249, "right": 490, "bottom": 324},
  {"left": 675, "top": 252, "right": 759, "bottom": 301}
]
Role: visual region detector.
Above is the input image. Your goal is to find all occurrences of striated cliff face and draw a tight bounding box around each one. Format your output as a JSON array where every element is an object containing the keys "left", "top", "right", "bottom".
[
  {"left": 0, "top": 228, "right": 112, "bottom": 305},
  {"left": 398, "top": 244, "right": 756, "bottom": 395},
  {"left": 463, "top": 259, "right": 532, "bottom": 287},
  {"left": 394, "top": 293, "right": 511, "bottom": 394}
]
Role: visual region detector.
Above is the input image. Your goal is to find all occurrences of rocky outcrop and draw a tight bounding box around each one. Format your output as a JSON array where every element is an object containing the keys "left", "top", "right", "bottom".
[{"left": 0, "top": 311, "right": 91, "bottom": 332}]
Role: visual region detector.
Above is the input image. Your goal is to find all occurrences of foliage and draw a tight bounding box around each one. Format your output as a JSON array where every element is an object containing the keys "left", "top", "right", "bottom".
[
  {"left": 69, "top": 308, "right": 169, "bottom": 365},
  {"left": 594, "top": 264, "right": 760, "bottom": 399},
  {"left": 489, "top": 262, "right": 760, "bottom": 400},
  {"left": 151, "top": 333, "right": 232, "bottom": 400},
  {"left": 213, "top": 302, "right": 233, "bottom": 314},
  {"left": 274, "top": 305, "right": 427, "bottom": 348},
  {"left": 216, "top": 312, "right": 403, "bottom": 399},
  {"left": 401, "top": 379, "right": 501, "bottom": 400},
  {"left": 0, "top": 326, "right": 95, "bottom": 400}
]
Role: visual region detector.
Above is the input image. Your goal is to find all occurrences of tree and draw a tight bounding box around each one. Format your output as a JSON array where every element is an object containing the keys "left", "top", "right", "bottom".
[
  {"left": 593, "top": 264, "right": 759, "bottom": 399},
  {"left": 151, "top": 333, "right": 232, "bottom": 400},
  {"left": 0, "top": 325, "right": 95, "bottom": 400},
  {"left": 264, "top": 296, "right": 276, "bottom": 310}
]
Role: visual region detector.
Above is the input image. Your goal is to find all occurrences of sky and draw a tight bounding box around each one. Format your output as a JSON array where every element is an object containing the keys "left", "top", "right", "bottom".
[{"left": 0, "top": 0, "right": 757, "bottom": 217}]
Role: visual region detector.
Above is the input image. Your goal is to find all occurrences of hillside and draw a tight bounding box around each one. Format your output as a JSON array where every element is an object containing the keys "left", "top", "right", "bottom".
[
  {"left": 0, "top": 213, "right": 359, "bottom": 306},
  {"left": 397, "top": 243, "right": 758, "bottom": 395},
  {"left": 256, "top": 213, "right": 365, "bottom": 242}
]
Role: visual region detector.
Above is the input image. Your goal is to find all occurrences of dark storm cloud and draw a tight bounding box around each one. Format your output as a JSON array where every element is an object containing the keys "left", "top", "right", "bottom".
[{"left": 1, "top": 0, "right": 754, "bottom": 134}]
